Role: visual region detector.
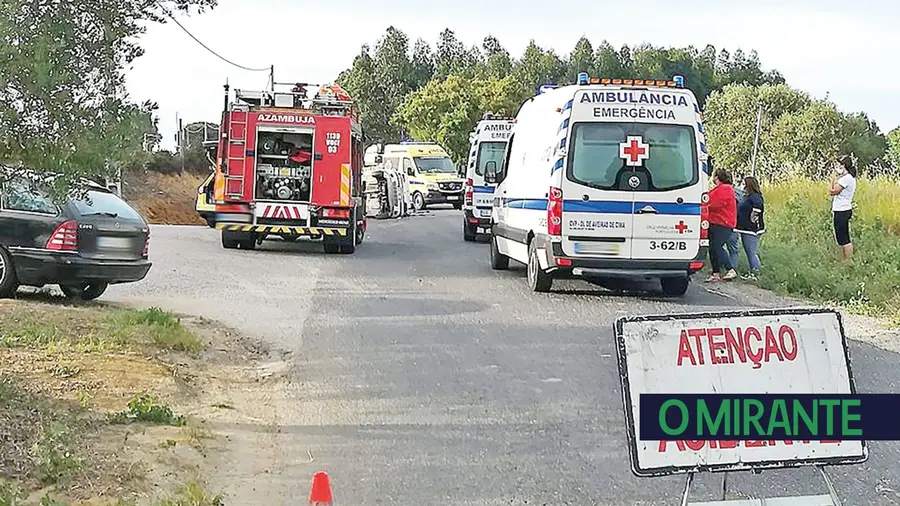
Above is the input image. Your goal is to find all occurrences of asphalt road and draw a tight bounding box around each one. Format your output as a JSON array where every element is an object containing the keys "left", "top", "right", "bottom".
[{"left": 107, "top": 209, "right": 900, "bottom": 505}]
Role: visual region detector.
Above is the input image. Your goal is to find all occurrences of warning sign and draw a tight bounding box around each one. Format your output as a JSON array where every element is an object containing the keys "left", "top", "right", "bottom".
[{"left": 614, "top": 307, "right": 868, "bottom": 477}]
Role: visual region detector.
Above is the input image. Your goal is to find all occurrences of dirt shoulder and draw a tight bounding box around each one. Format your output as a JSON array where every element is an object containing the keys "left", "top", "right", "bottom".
[{"left": 0, "top": 296, "right": 292, "bottom": 505}]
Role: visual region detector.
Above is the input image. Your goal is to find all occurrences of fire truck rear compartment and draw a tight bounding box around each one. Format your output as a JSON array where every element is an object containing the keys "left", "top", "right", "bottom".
[{"left": 255, "top": 129, "right": 313, "bottom": 202}]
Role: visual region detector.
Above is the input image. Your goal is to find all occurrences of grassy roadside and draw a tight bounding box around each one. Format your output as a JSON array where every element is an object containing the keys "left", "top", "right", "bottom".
[
  {"left": 736, "top": 176, "right": 900, "bottom": 321},
  {"left": 0, "top": 299, "right": 224, "bottom": 505}
]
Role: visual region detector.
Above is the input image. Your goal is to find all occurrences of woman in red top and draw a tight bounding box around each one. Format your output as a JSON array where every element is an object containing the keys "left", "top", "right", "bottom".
[{"left": 706, "top": 168, "right": 738, "bottom": 282}]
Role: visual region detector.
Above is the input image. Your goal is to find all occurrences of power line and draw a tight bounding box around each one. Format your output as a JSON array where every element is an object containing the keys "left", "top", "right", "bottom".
[{"left": 156, "top": 2, "right": 270, "bottom": 72}]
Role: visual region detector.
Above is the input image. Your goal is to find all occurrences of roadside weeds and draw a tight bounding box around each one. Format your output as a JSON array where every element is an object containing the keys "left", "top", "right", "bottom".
[{"left": 0, "top": 297, "right": 292, "bottom": 505}]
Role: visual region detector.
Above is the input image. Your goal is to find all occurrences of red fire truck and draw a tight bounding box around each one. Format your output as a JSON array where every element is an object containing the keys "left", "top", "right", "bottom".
[{"left": 210, "top": 81, "right": 366, "bottom": 254}]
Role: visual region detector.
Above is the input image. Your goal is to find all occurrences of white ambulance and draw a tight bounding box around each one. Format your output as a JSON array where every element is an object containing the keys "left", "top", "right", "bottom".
[
  {"left": 462, "top": 113, "right": 514, "bottom": 241},
  {"left": 485, "top": 74, "right": 710, "bottom": 296}
]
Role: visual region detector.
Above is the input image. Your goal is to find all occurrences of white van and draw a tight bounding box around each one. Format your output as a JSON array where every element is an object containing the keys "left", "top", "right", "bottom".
[
  {"left": 486, "top": 74, "right": 710, "bottom": 296},
  {"left": 462, "top": 113, "right": 514, "bottom": 241}
]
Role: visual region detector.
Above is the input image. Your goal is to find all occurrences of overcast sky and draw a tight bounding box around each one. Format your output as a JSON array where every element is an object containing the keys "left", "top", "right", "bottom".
[{"left": 125, "top": 0, "right": 900, "bottom": 150}]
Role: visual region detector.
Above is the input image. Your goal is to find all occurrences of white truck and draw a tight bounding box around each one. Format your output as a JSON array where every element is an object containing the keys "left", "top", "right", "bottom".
[
  {"left": 462, "top": 113, "right": 514, "bottom": 241},
  {"left": 363, "top": 148, "right": 411, "bottom": 219},
  {"left": 486, "top": 73, "right": 711, "bottom": 296}
]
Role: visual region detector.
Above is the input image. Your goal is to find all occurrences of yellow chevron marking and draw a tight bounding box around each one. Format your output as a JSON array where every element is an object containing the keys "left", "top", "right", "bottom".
[
  {"left": 339, "top": 164, "right": 351, "bottom": 206},
  {"left": 216, "top": 223, "right": 348, "bottom": 236}
]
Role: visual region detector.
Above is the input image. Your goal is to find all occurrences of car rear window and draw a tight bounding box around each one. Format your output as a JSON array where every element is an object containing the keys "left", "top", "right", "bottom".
[
  {"left": 567, "top": 123, "right": 698, "bottom": 191},
  {"left": 475, "top": 141, "right": 506, "bottom": 176},
  {"left": 72, "top": 190, "right": 144, "bottom": 221}
]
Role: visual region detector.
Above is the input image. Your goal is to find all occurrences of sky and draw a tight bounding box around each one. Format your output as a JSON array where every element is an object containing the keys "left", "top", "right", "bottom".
[{"left": 125, "top": 0, "right": 900, "bottom": 150}]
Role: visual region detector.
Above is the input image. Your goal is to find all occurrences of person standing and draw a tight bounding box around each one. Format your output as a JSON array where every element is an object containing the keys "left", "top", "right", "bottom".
[
  {"left": 706, "top": 168, "right": 739, "bottom": 282},
  {"left": 734, "top": 176, "right": 765, "bottom": 279},
  {"left": 726, "top": 179, "right": 742, "bottom": 270},
  {"left": 829, "top": 155, "right": 857, "bottom": 260}
]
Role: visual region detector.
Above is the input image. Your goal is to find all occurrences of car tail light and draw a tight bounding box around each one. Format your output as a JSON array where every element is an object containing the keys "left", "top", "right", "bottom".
[
  {"left": 46, "top": 220, "right": 78, "bottom": 251},
  {"left": 690, "top": 261, "right": 705, "bottom": 271},
  {"left": 322, "top": 208, "right": 350, "bottom": 219},
  {"left": 464, "top": 178, "right": 473, "bottom": 207},
  {"left": 700, "top": 191, "right": 710, "bottom": 240},
  {"left": 548, "top": 186, "right": 563, "bottom": 236},
  {"left": 142, "top": 229, "right": 150, "bottom": 258},
  {"left": 555, "top": 257, "right": 572, "bottom": 266}
]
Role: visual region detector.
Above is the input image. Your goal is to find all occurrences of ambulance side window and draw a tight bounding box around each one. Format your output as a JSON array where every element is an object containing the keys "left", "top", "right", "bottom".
[
  {"left": 402, "top": 158, "right": 415, "bottom": 177},
  {"left": 385, "top": 157, "right": 400, "bottom": 171}
]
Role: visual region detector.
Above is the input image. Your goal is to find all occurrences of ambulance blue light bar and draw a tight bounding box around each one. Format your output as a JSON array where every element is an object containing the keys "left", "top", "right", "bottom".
[{"left": 538, "top": 84, "right": 558, "bottom": 94}]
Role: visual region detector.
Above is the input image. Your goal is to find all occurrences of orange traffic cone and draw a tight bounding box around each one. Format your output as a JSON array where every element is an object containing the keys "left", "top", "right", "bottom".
[{"left": 309, "top": 471, "right": 333, "bottom": 504}]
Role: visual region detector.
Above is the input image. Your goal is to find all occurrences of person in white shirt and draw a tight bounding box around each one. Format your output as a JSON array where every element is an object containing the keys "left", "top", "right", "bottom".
[{"left": 829, "top": 155, "right": 857, "bottom": 260}]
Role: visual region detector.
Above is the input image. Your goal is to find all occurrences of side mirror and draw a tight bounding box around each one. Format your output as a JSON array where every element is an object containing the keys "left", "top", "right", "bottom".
[
  {"left": 707, "top": 155, "right": 715, "bottom": 172},
  {"left": 484, "top": 161, "right": 498, "bottom": 183},
  {"left": 374, "top": 155, "right": 383, "bottom": 164},
  {"left": 406, "top": 167, "right": 415, "bottom": 176}
]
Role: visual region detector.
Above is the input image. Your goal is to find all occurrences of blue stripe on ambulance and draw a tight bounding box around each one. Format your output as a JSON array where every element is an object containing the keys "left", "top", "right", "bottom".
[
  {"left": 502, "top": 198, "right": 700, "bottom": 215},
  {"left": 473, "top": 186, "right": 493, "bottom": 193}
]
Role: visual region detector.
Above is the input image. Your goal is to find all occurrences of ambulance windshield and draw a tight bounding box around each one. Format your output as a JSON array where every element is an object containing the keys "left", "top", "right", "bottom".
[
  {"left": 414, "top": 156, "right": 457, "bottom": 174},
  {"left": 567, "top": 123, "right": 697, "bottom": 191},
  {"left": 475, "top": 142, "right": 506, "bottom": 176}
]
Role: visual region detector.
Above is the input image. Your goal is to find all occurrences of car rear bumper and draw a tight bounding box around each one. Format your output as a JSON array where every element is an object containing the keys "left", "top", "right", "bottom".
[
  {"left": 536, "top": 236, "right": 707, "bottom": 280},
  {"left": 10, "top": 248, "right": 152, "bottom": 286},
  {"left": 464, "top": 209, "right": 491, "bottom": 228}
]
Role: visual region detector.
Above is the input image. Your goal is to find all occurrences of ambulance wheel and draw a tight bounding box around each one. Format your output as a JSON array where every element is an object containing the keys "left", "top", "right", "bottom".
[
  {"left": 355, "top": 219, "right": 366, "bottom": 245},
  {"left": 489, "top": 229, "right": 509, "bottom": 270},
  {"left": 463, "top": 221, "right": 477, "bottom": 242},
  {"left": 661, "top": 276, "right": 690, "bottom": 297},
  {"left": 527, "top": 240, "right": 552, "bottom": 293},
  {"left": 412, "top": 192, "right": 425, "bottom": 211}
]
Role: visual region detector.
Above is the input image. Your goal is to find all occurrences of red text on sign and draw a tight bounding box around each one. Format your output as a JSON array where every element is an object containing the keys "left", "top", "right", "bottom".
[{"left": 676, "top": 325, "right": 798, "bottom": 369}]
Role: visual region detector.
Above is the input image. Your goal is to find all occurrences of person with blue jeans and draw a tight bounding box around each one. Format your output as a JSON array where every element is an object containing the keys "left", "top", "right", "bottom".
[
  {"left": 734, "top": 175, "right": 765, "bottom": 278},
  {"left": 727, "top": 191, "right": 741, "bottom": 270}
]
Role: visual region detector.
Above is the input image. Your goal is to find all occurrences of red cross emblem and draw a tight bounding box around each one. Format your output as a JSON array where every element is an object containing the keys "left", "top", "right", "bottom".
[
  {"left": 675, "top": 220, "right": 688, "bottom": 234},
  {"left": 619, "top": 136, "right": 649, "bottom": 167}
]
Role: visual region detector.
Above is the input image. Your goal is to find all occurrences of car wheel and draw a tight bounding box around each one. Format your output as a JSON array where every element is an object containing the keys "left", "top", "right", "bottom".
[
  {"left": 463, "top": 221, "right": 477, "bottom": 242},
  {"left": 412, "top": 192, "right": 426, "bottom": 211},
  {"left": 661, "top": 276, "right": 690, "bottom": 297},
  {"left": 489, "top": 228, "right": 509, "bottom": 270},
  {"left": 60, "top": 282, "right": 108, "bottom": 301},
  {"left": 527, "top": 240, "right": 552, "bottom": 293},
  {"left": 0, "top": 247, "right": 19, "bottom": 299}
]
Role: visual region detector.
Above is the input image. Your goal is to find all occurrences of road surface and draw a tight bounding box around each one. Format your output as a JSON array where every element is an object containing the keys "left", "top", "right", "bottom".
[{"left": 107, "top": 210, "right": 900, "bottom": 505}]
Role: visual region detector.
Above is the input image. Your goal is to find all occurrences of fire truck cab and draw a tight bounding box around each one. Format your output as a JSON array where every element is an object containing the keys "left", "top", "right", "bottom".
[{"left": 211, "top": 82, "right": 366, "bottom": 254}]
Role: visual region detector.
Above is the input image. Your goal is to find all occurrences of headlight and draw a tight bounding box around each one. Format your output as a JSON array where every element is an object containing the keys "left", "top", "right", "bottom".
[{"left": 427, "top": 183, "right": 439, "bottom": 191}]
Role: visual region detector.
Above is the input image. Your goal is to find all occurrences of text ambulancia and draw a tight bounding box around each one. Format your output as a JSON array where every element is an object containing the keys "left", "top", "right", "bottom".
[
  {"left": 486, "top": 74, "right": 712, "bottom": 296},
  {"left": 209, "top": 80, "right": 367, "bottom": 254},
  {"left": 462, "top": 113, "right": 514, "bottom": 241}
]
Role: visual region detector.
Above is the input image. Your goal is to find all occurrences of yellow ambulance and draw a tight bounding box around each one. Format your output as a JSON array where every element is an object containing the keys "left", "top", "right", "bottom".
[{"left": 365, "top": 142, "right": 464, "bottom": 210}]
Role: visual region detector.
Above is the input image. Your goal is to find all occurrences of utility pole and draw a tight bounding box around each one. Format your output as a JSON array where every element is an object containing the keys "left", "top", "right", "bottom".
[
  {"left": 750, "top": 103, "right": 763, "bottom": 177},
  {"left": 178, "top": 115, "right": 184, "bottom": 172}
]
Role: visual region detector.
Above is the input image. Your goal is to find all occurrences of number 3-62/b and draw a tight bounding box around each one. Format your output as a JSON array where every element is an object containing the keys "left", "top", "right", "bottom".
[{"left": 649, "top": 240, "right": 686, "bottom": 251}]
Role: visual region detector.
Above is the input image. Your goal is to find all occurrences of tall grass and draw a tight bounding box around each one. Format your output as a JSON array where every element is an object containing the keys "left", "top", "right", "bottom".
[{"left": 753, "top": 175, "right": 900, "bottom": 318}]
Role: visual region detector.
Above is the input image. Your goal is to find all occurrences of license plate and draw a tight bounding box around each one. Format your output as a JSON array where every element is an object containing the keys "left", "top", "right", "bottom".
[
  {"left": 446, "top": 196, "right": 459, "bottom": 201},
  {"left": 573, "top": 242, "right": 620, "bottom": 255},
  {"left": 278, "top": 167, "right": 292, "bottom": 176},
  {"left": 97, "top": 237, "right": 132, "bottom": 249},
  {"left": 479, "top": 209, "right": 491, "bottom": 217}
]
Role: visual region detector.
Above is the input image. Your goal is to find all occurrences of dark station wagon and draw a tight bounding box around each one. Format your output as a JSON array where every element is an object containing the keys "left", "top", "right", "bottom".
[{"left": 0, "top": 171, "right": 152, "bottom": 300}]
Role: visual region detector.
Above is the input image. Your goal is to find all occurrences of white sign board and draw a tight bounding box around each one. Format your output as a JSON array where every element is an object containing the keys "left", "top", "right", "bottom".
[{"left": 614, "top": 307, "right": 868, "bottom": 477}]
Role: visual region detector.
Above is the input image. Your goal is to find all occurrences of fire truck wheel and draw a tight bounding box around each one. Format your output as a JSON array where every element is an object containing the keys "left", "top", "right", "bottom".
[
  {"left": 323, "top": 242, "right": 341, "bottom": 254},
  {"left": 239, "top": 235, "right": 257, "bottom": 250},
  {"left": 221, "top": 231, "right": 240, "bottom": 249}
]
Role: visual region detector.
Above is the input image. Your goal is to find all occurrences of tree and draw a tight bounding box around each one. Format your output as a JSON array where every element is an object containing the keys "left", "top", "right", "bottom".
[
  {"left": 513, "top": 41, "right": 567, "bottom": 93},
  {"left": 840, "top": 112, "right": 888, "bottom": 172},
  {"left": 767, "top": 100, "right": 845, "bottom": 178},
  {"left": 409, "top": 38, "right": 435, "bottom": 90},
  {"left": 393, "top": 75, "right": 525, "bottom": 163},
  {"left": 476, "top": 35, "right": 513, "bottom": 79},
  {"left": 0, "top": 0, "right": 216, "bottom": 191},
  {"left": 434, "top": 29, "right": 474, "bottom": 79},
  {"left": 567, "top": 37, "right": 595, "bottom": 83},
  {"left": 337, "top": 45, "right": 392, "bottom": 141},
  {"left": 887, "top": 127, "right": 900, "bottom": 169}
]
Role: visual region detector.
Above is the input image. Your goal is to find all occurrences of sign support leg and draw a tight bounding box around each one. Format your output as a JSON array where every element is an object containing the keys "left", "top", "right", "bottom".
[
  {"left": 817, "top": 466, "right": 843, "bottom": 506},
  {"left": 720, "top": 472, "right": 728, "bottom": 500},
  {"left": 680, "top": 472, "right": 694, "bottom": 506}
]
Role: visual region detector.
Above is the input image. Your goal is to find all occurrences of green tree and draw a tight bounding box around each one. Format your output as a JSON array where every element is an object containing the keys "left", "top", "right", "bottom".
[
  {"left": 840, "top": 112, "right": 888, "bottom": 172},
  {"left": 768, "top": 100, "right": 845, "bottom": 178},
  {"left": 409, "top": 38, "right": 435, "bottom": 90},
  {"left": 513, "top": 41, "right": 567, "bottom": 93},
  {"left": 337, "top": 45, "right": 391, "bottom": 141},
  {"left": 567, "top": 37, "right": 595, "bottom": 83},
  {"left": 393, "top": 75, "right": 525, "bottom": 163},
  {"left": 434, "top": 29, "right": 475, "bottom": 78},
  {"left": 476, "top": 35, "right": 513, "bottom": 79},
  {"left": 887, "top": 127, "right": 900, "bottom": 169},
  {"left": 0, "top": 0, "right": 215, "bottom": 190}
]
